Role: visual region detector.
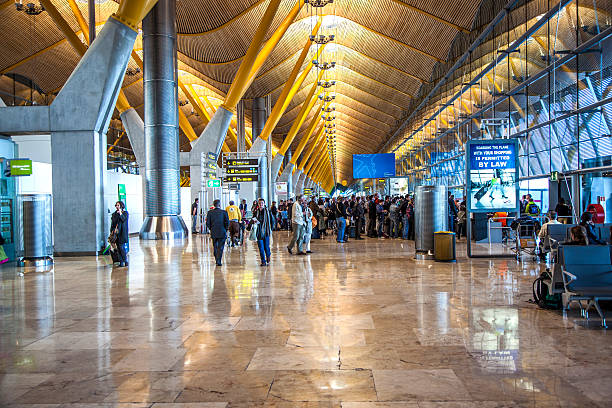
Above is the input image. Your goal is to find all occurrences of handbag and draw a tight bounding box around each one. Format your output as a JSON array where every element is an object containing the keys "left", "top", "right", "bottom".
[
  {"left": 311, "top": 216, "right": 318, "bottom": 228},
  {"left": 249, "top": 224, "right": 258, "bottom": 241},
  {"left": 108, "top": 227, "right": 118, "bottom": 244}
]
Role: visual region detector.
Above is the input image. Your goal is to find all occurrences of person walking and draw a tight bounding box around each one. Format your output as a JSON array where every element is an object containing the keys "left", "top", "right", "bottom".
[
  {"left": 206, "top": 199, "right": 230, "bottom": 266},
  {"left": 191, "top": 198, "right": 199, "bottom": 234},
  {"left": 555, "top": 197, "right": 572, "bottom": 224},
  {"left": 389, "top": 198, "right": 399, "bottom": 238},
  {"left": 448, "top": 193, "right": 458, "bottom": 233},
  {"left": 111, "top": 201, "right": 129, "bottom": 267},
  {"left": 353, "top": 197, "right": 364, "bottom": 240},
  {"left": 524, "top": 195, "right": 541, "bottom": 217},
  {"left": 253, "top": 198, "right": 273, "bottom": 266},
  {"left": 287, "top": 198, "right": 294, "bottom": 231},
  {"left": 287, "top": 195, "right": 306, "bottom": 255},
  {"left": 367, "top": 196, "right": 377, "bottom": 237},
  {"left": 303, "top": 203, "right": 314, "bottom": 253},
  {"left": 270, "top": 201, "right": 278, "bottom": 231},
  {"left": 336, "top": 197, "right": 348, "bottom": 243},
  {"left": 225, "top": 200, "right": 242, "bottom": 246}
]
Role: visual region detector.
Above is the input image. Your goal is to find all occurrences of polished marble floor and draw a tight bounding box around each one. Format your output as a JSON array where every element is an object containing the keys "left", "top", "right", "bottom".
[{"left": 1, "top": 232, "right": 612, "bottom": 407}]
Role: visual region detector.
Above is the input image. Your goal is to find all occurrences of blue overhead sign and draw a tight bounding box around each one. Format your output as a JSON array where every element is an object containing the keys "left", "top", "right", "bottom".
[
  {"left": 469, "top": 142, "right": 516, "bottom": 170},
  {"left": 352, "top": 153, "right": 396, "bottom": 179}
]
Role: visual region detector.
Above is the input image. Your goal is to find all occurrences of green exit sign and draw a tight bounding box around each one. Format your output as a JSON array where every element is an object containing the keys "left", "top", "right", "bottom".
[
  {"left": 9, "top": 159, "right": 32, "bottom": 176},
  {"left": 207, "top": 179, "right": 221, "bottom": 188},
  {"left": 550, "top": 171, "right": 559, "bottom": 182},
  {"left": 118, "top": 184, "right": 126, "bottom": 203}
]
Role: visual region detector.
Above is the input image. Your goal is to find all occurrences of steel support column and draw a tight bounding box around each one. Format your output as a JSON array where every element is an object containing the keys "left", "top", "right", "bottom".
[
  {"left": 251, "top": 97, "right": 269, "bottom": 201},
  {"left": 139, "top": 0, "right": 187, "bottom": 240}
]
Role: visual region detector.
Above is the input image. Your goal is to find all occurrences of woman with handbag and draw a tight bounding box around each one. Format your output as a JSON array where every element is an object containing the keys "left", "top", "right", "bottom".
[
  {"left": 110, "top": 201, "right": 129, "bottom": 267},
  {"left": 252, "top": 198, "right": 273, "bottom": 266}
]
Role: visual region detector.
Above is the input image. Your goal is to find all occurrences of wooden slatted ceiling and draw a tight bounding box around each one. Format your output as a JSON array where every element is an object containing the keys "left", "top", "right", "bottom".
[
  {"left": 176, "top": 0, "right": 261, "bottom": 34},
  {"left": 0, "top": 0, "right": 488, "bottom": 179}
]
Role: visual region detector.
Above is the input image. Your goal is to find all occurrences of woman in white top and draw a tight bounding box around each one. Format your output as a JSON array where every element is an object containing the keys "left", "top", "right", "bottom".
[{"left": 303, "top": 205, "right": 314, "bottom": 254}]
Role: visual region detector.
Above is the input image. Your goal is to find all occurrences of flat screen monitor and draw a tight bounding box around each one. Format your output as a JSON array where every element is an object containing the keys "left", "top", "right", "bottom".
[
  {"left": 352, "top": 153, "right": 396, "bottom": 179},
  {"left": 466, "top": 140, "right": 519, "bottom": 213}
]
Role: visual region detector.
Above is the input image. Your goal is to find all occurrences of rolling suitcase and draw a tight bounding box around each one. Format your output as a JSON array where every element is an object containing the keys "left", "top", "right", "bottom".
[
  {"left": 110, "top": 248, "right": 120, "bottom": 263},
  {"left": 348, "top": 225, "right": 356, "bottom": 238},
  {"left": 312, "top": 228, "right": 321, "bottom": 239},
  {"left": 474, "top": 185, "right": 488, "bottom": 201}
]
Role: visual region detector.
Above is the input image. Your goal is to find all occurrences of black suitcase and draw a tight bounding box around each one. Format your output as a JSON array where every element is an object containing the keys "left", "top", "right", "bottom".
[
  {"left": 312, "top": 228, "right": 321, "bottom": 239},
  {"left": 348, "top": 225, "right": 356, "bottom": 238},
  {"left": 474, "top": 186, "right": 488, "bottom": 201},
  {"left": 110, "top": 248, "right": 119, "bottom": 263}
]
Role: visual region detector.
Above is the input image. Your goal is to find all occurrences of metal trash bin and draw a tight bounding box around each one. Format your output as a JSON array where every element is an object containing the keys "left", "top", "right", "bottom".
[
  {"left": 414, "top": 185, "right": 448, "bottom": 260},
  {"left": 434, "top": 231, "right": 456, "bottom": 262},
  {"left": 16, "top": 194, "right": 53, "bottom": 267}
]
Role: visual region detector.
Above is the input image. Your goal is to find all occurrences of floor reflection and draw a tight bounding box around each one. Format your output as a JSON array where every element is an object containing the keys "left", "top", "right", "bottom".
[{"left": 0, "top": 233, "right": 611, "bottom": 406}]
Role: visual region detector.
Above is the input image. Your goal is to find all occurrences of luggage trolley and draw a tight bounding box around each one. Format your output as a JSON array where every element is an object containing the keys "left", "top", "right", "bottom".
[{"left": 511, "top": 218, "right": 539, "bottom": 260}]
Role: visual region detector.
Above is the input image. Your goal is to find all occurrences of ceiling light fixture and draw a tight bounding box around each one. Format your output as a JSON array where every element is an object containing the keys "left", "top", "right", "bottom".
[
  {"left": 313, "top": 61, "right": 336, "bottom": 70},
  {"left": 318, "top": 80, "right": 336, "bottom": 88},
  {"left": 125, "top": 67, "right": 141, "bottom": 76},
  {"left": 304, "top": 0, "right": 333, "bottom": 7},
  {"left": 14, "top": 0, "right": 44, "bottom": 15},
  {"left": 309, "top": 34, "right": 335, "bottom": 44}
]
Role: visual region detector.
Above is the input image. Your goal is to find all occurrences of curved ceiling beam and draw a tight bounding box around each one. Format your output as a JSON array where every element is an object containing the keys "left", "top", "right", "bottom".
[
  {"left": 178, "top": 0, "right": 468, "bottom": 38},
  {"left": 275, "top": 108, "right": 388, "bottom": 139},
  {"left": 331, "top": 116, "right": 387, "bottom": 139},
  {"left": 333, "top": 131, "right": 383, "bottom": 151},
  {"left": 278, "top": 100, "right": 394, "bottom": 130},
  {"left": 0, "top": 22, "right": 106, "bottom": 74},
  {"left": 334, "top": 65, "right": 414, "bottom": 98},
  {"left": 179, "top": 0, "right": 267, "bottom": 36},
  {"left": 271, "top": 78, "right": 407, "bottom": 113},
  {"left": 178, "top": 15, "right": 443, "bottom": 63},
  {"left": 179, "top": 38, "right": 428, "bottom": 84},
  {"left": 180, "top": 52, "right": 417, "bottom": 99},
  {"left": 335, "top": 123, "right": 385, "bottom": 145},
  {"left": 277, "top": 90, "right": 399, "bottom": 126},
  {"left": 388, "top": 0, "right": 469, "bottom": 33}
]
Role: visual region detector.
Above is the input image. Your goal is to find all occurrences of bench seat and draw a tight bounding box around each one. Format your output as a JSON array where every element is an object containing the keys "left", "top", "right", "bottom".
[{"left": 559, "top": 245, "right": 612, "bottom": 327}]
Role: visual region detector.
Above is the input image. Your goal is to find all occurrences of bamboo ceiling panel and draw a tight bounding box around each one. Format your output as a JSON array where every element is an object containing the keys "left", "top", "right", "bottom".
[
  {"left": 397, "top": 0, "right": 480, "bottom": 29},
  {"left": 176, "top": 0, "right": 261, "bottom": 34},
  {"left": 334, "top": 95, "right": 397, "bottom": 125},
  {"left": 0, "top": 0, "right": 491, "bottom": 177},
  {"left": 10, "top": 42, "right": 80, "bottom": 93}
]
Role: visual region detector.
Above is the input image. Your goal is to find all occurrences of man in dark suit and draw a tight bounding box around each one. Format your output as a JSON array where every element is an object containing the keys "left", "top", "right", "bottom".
[{"left": 206, "top": 199, "right": 230, "bottom": 266}]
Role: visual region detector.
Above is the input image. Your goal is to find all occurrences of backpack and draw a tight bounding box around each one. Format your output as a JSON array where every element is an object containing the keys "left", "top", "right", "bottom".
[
  {"left": 532, "top": 270, "right": 562, "bottom": 309},
  {"left": 527, "top": 203, "right": 540, "bottom": 216}
]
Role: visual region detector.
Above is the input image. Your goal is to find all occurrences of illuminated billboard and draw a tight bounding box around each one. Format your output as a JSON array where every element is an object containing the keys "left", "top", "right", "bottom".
[{"left": 466, "top": 140, "right": 519, "bottom": 213}]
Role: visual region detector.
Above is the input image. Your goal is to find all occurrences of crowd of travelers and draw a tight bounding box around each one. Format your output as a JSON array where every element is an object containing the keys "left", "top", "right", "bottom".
[
  {"left": 107, "top": 190, "right": 610, "bottom": 269},
  {"left": 274, "top": 194, "right": 418, "bottom": 245}
]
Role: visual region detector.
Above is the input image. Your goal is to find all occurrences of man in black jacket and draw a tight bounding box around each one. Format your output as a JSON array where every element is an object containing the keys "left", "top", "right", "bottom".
[
  {"left": 206, "top": 199, "right": 230, "bottom": 266},
  {"left": 367, "top": 196, "right": 377, "bottom": 237},
  {"left": 354, "top": 198, "right": 365, "bottom": 240}
]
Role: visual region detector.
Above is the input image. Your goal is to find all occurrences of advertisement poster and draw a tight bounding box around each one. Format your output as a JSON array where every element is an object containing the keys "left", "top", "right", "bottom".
[{"left": 466, "top": 140, "right": 519, "bottom": 212}]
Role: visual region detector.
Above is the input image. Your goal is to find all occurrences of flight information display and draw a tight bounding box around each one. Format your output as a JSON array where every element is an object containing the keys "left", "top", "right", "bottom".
[
  {"left": 222, "top": 157, "right": 260, "bottom": 183},
  {"left": 352, "top": 153, "right": 396, "bottom": 179}
]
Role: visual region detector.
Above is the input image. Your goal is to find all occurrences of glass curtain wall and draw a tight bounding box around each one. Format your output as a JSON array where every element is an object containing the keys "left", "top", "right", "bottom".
[{"left": 391, "top": 0, "right": 612, "bottom": 215}]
